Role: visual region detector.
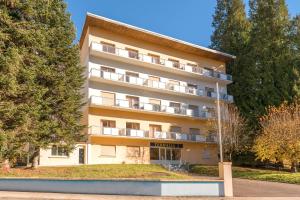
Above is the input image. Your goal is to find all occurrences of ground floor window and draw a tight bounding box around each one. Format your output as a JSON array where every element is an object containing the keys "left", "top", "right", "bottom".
[
  {"left": 100, "top": 145, "right": 116, "bottom": 157},
  {"left": 51, "top": 145, "right": 68, "bottom": 156},
  {"left": 127, "top": 146, "right": 140, "bottom": 157}
]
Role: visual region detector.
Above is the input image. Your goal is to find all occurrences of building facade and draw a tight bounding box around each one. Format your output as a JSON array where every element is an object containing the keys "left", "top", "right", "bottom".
[{"left": 39, "top": 13, "right": 234, "bottom": 166}]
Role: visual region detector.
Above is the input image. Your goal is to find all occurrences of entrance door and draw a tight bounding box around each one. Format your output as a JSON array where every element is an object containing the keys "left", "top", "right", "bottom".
[{"left": 79, "top": 148, "right": 85, "bottom": 164}]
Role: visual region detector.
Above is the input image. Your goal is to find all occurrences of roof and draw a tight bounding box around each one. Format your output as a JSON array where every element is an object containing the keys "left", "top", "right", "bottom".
[{"left": 79, "top": 13, "right": 236, "bottom": 62}]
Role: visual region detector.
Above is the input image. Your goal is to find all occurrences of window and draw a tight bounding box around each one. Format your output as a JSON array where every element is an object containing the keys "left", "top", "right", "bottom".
[
  {"left": 189, "top": 128, "right": 200, "bottom": 135},
  {"left": 149, "top": 124, "right": 162, "bottom": 134},
  {"left": 187, "top": 63, "right": 198, "bottom": 72},
  {"left": 51, "top": 145, "right": 68, "bottom": 156},
  {"left": 126, "top": 96, "right": 139, "bottom": 109},
  {"left": 126, "top": 122, "right": 140, "bottom": 130},
  {"left": 169, "top": 102, "right": 180, "bottom": 108},
  {"left": 202, "top": 149, "right": 211, "bottom": 159},
  {"left": 101, "top": 92, "right": 115, "bottom": 106},
  {"left": 126, "top": 48, "right": 139, "bottom": 59},
  {"left": 127, "top": 146, "right": 140, "bottom": 157},
  {"left": 101, "top": 42, "right": 115, "bottom": 54},
  {"left": 102, "top": 120, "right": 116, "bottom": 128},
  {"left": 188, "top": 105, "right": 199, "bottom": 116},
  {"left": 148, "top": 54, "right": 160, "bottom": 64},
  {"left": 149, "top": 99, "right": 161, "bottom": 111},
  {"left": 169, "top": 80, "right": 180, "bottom": 86},
  {"left": 101, "top": 145, "right": 116, "bottom": 157},
  {"left": 205, "top": 87, "right": 215, "bottom": 97},
  {"left": 170, "top": 126, "right": 182, "bottom": 133},
  {"left": 101, "top": 66, "right": 115, "bottom": 73},
  {"left": 148, "top": 75, "right": 160, "bottom": 82},
  {"left": 168, "top": 59, "right": 180, "bottom": 69}
]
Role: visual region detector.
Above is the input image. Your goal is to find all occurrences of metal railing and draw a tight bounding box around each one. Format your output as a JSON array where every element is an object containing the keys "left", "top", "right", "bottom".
[
  {"left": 89, "top": 96, "right": 212, "bottom": 119},
  {"left": 89, "top": 68, "right": 234, "bottom": 102},
  {"left": 91, "top": 42, "right": 233, "bottom": 81},
  {"left": 88, "top": 126, "right": 218, "bottom": 143}
]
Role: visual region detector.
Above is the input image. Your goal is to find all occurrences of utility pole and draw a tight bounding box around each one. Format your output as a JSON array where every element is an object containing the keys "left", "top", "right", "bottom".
[{"left": 216, "top": 81, "right": 223, "bottom": 162}]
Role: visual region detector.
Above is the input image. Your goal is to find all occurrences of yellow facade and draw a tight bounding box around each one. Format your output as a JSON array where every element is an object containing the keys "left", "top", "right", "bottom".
[{"left": 39, "top": 13, "right": 233, "bottom": 166}]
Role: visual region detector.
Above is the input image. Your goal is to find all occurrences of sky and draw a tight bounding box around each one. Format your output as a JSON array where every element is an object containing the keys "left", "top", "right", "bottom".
[{"left": 65, "top": 0, "right": 300, "bottom": 47}]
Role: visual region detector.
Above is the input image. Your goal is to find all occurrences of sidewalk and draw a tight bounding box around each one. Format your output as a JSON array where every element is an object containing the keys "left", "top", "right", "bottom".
[{"left": 0, "top": 191, "right": 300, "bottom": 200}]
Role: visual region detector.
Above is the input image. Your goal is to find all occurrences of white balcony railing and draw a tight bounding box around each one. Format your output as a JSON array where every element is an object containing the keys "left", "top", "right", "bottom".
[
  {"left": 89, "top": 68, "right": 234, "bottom": 102},
  {"left": 89, "top": 96, "right": 213, "bottom": 120},
  {"left": 89, "top": 126, "right": 218, "bottom": 143},
  {"left": 90, "top": 42, "right": 233, "bottom": 82}
]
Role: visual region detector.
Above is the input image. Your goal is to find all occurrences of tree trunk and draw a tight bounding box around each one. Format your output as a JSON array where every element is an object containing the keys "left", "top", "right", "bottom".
[
  {"left": 291, "top": 162, "right": 298, "bottom": 173},
  {"left": 2, "top": 159, "right": 10, "bottom": 172},
  {"left": 31, "top": 149, "right": 40, "bottom": 169}
]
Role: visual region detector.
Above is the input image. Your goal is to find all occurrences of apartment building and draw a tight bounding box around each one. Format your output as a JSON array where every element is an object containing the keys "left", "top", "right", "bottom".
[{"left": 39, "top": 13, "right": 234, "bottom": 166}]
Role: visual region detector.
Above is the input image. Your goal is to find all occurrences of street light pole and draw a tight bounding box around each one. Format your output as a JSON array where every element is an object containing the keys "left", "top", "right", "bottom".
[{"left": 216, "top": 81, "right": 223, "bottom": 163}]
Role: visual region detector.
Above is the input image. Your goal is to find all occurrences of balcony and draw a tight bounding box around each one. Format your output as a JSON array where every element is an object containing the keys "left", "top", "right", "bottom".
[
  {"left": 89, "top": 126, "right": 218, "bottom": 143},
  {"left": 90, "top": 42, "right": 232, "bottom": 83},
  {"left": 89, "top": 96, "right": 213, "bottom": 120},
  {"left": 89, "top": 68, "right": 234, "bottom": 103}
]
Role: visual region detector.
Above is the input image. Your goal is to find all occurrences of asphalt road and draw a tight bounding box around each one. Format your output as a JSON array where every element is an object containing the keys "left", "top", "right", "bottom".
[{"left": 233, "top": 178, "right": 300, "bottom": 197}]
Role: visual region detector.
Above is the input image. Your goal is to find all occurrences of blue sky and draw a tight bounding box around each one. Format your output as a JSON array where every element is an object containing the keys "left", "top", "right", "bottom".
[{"left": 65, "top": 0, "right": 300, "bottom": 47}]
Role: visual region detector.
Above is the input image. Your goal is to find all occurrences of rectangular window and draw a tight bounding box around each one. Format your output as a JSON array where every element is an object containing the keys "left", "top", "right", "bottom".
[
  {"left": 127, "top": 146, "right": 140, "bottom": 157},
  {"left": 126, "top": 48, "right": 139, "bottom": 59},
  {"left": 101, "top": 92, "right": 115, "bottom": 106},
  {"left": 148, "top": 54, "right": 160, "bottom": 64},
  {"left": 101, "top": 145, "right": 116, "bottom": 157},
  {"left": 149, "top": 124, "right": 162, "bottom": 134},
  {"left": 170, "top": 126, "right": 182, "bottom": 133},
  {"left": 101, "top": 66, "right": 115, "bottom": 73},
  {"left": 101, "top": 120, "right": 116, "bottom": 128},
  {"left": 101, "top": 42, "right": 115, "bottom": 54},
  {"left": 169, "top": 80, "right": 180, "bottom": 86},
  {"left": 126, "top": 96, "right": 139, "bottom": 109},
  {"left": 51, "top": 145, "right": 68, "bottom": 156},
  {"left": 148, "top": 75, "right": 160, "bottom": 82},
  {"left": 168, "top": 59, "right": 180, "bottom": 69},
  {"left": 126, "top": 122, "right": 140, "bottom": 130},
  {"left": 169, "top": 102, "right": 180, "bottom": 108},
  {"left": 189, "top": 128, "right": 200, "bottom": 135}
]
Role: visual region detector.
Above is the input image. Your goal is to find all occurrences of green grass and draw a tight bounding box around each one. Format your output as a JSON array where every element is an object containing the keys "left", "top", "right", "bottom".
[
  {"left": 0, "top": 164, "right": 190, "bottom": 180},
  {"left": 190, "top": 165, "right": 300, "bottom": 185}
]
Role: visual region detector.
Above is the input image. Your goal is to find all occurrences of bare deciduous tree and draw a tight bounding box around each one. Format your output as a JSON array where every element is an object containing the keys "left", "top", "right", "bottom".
[{"left": 210, "top": 103, "right": 248, "bottom": 161}]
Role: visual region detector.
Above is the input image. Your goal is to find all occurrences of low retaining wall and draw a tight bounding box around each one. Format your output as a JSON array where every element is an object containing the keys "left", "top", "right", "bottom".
[{"left": 0, "top": 178, "right": 224, "bottom": 196}]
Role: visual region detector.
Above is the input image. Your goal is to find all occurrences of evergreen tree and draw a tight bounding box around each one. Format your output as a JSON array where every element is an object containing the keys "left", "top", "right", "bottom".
[
  {"left": 0, "top": 0, "right": 84, "bottom": 168},
  {"left": 290, "top": 15, "right": 300, "bottom": 97},
  {"left": 211, "top": 0, "right": 255, "bottom": 138},
  {"left": 246, "top": 0, "right": 294, "bottom": 127}
]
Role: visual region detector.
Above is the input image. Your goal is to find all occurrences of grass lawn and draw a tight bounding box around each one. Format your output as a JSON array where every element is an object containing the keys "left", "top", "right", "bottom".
[
  {"left": 190, "top": 165, "right": 300, "bottom": 185},
  {"left": 0, "top": 164, "right": 191, "bottom": 180}
]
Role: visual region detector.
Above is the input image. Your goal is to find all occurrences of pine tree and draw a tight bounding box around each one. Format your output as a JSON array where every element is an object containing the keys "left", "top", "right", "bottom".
[
  {"left": 211, "top": 0, "right": 254, "bottom": 137},
  {"left": 0, "top": 0, "right": 84, "bottom": 168},
  {"left": 290, "top": 15, "right": 300, "bottom": 97},
  {"left": 247, "top": 0, "right": 294, "bottom": 127}
]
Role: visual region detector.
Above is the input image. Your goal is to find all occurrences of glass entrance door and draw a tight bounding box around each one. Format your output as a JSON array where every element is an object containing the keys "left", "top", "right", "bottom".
[{"left": 150, "top": 147, "right": 181, "bottom": 164}]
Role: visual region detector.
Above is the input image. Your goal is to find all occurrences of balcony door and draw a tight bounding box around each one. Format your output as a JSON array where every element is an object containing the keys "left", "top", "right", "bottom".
[
  {"left": 126, "top": 122, "right": 140, "bottom": 130},
  {"left": 101, "top": 66, "right": 115, "bottom": 73},
  {"left": 101, "top": 92, "right": 115, "bottom": 106},
  {"left": 101, "top": 42, "right": 115, "bottom": 54},
  {"left": 149, "top": 98, "right": 161, "bottom": 111},
  {"left": 126, "top": 96, "right": 139, "bottom": 109},
  {"left": 101, "top": 120, "right": 116, "bottom": 128},
  {"left": 188, "top": 105, "right": 199, "bottom": 116},
  {"left": 149, "top": 124, "right": 162, "bottom": 138},
  {"left": 126, "top": 48, "right": 139, "bottom": 59}
]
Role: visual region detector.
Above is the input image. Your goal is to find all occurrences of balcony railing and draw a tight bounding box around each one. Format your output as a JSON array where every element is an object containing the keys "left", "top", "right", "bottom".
[
  {"left": 89, "top": 96, "right": 213, "bottom": 119},
  {"left": 88, "top": 126, "right": 218, "bottom": 143},
  {"left": 89, "top": 68, "right": 234, "bottom": 102},
  {"left": 90, "top": 42, "right": 233, "bottom": 82}
]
